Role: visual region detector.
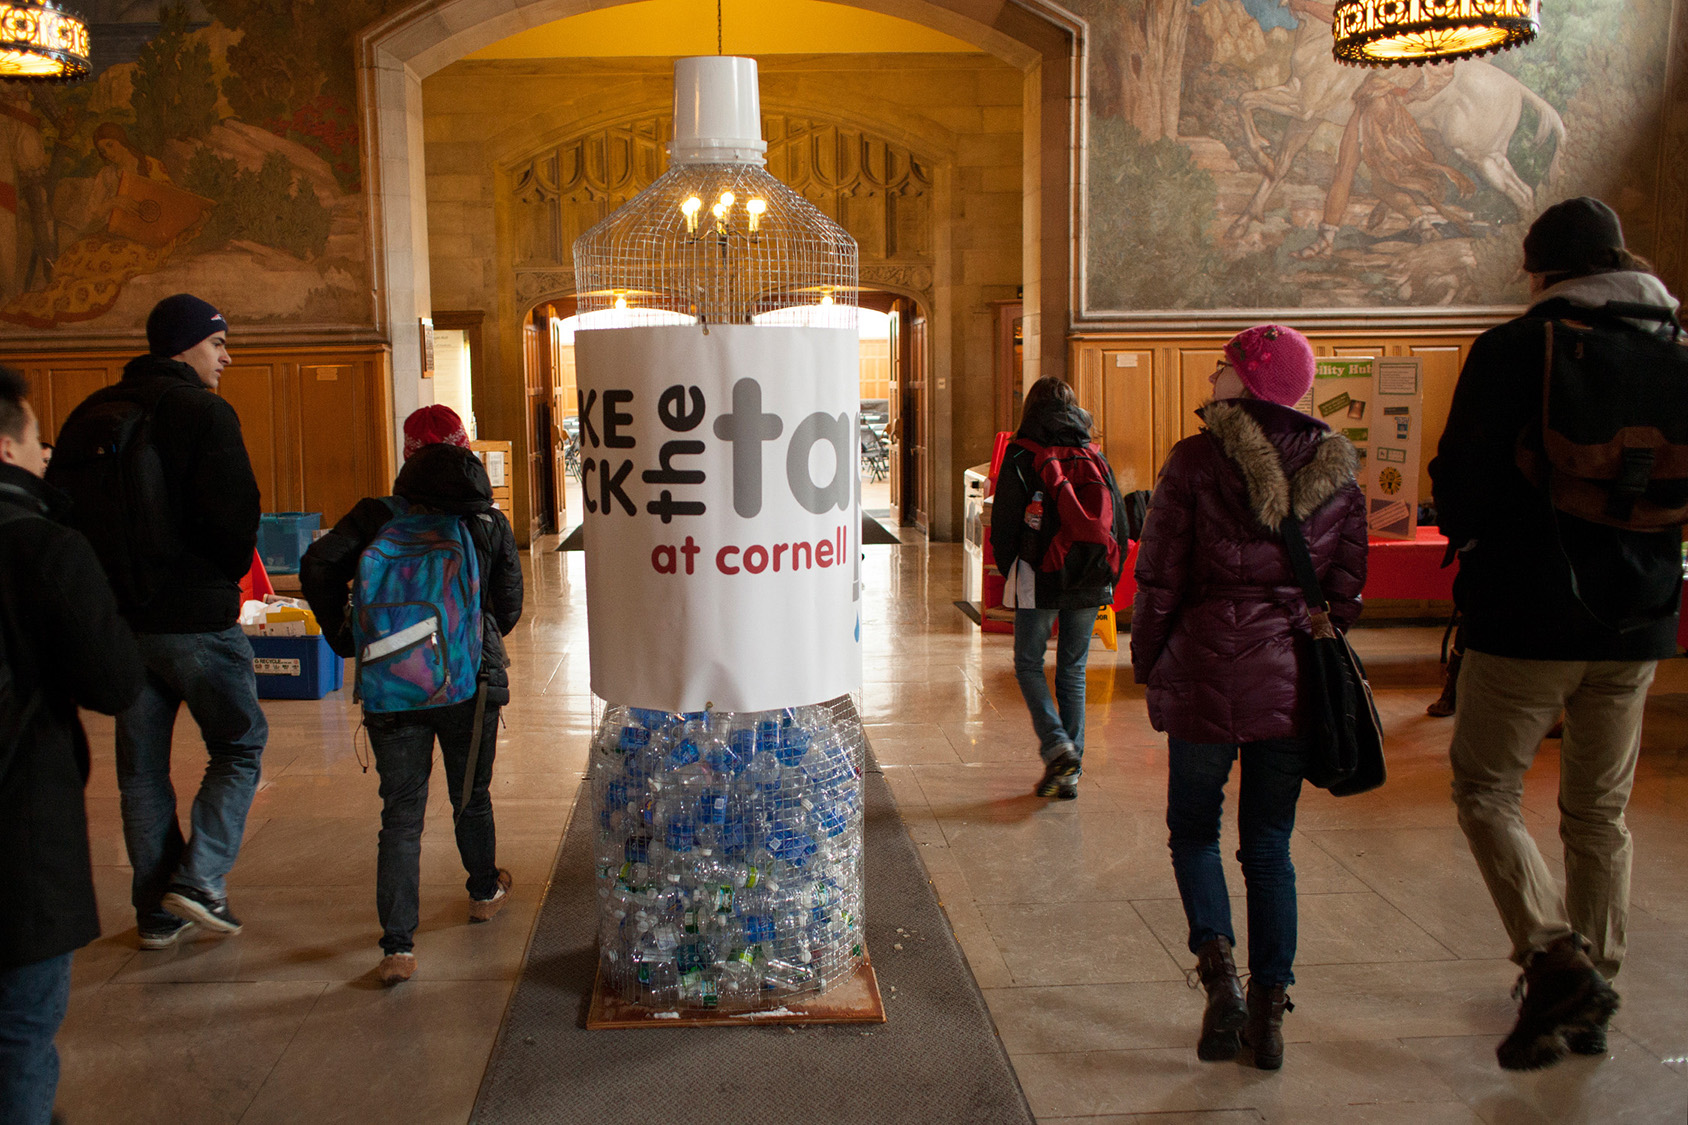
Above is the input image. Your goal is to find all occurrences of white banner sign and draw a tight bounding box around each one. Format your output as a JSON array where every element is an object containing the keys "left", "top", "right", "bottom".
[{"left": 575, "top": 325, "right": 863, "bottom": 712}]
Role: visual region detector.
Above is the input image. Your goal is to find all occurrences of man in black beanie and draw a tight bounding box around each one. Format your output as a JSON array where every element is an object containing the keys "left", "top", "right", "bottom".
[
  {"left": 1431, "top": 200, "right": 1682, "bottom": 1071},
  {"left": 47, "top": 293, "right": 265, "bottom": 949}
]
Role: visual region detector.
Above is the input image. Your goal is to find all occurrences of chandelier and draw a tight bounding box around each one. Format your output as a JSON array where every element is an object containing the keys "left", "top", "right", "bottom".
[
  {"left": 1333, "top": 0, "right": 1539, "bottom": 67},
  {"left": 0, "top": 0, "right": 90, "bottom": 80}
]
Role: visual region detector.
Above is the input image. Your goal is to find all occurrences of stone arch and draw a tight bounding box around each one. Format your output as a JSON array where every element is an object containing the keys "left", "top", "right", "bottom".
[{"left": 359, "top": 0, "right": 1085, "bottom": 539}]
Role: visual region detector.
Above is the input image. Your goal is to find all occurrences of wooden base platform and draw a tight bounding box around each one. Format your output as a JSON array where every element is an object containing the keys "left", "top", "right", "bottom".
[{"left": 585, "top": 955, "right": 886, "bottom": 1029}]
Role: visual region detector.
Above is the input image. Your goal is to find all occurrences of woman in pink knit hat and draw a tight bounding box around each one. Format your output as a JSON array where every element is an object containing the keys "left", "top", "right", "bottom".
[{"left": 1131, "top": 324, "right": 1368, "bottom": 1070}]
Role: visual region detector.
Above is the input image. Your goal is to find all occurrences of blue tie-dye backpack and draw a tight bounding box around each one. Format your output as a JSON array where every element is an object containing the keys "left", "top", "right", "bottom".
[{"left": 352, "top": 497, "right": 483, "bottom": 713}]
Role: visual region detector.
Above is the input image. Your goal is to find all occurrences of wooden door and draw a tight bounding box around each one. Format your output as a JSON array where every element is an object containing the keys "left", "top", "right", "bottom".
[
  {"left": 993, "top": 300, "right": 1023, "bottom": 435},
  {"left": 886, "top": 302, "right": 903, "bottom": 526},
  {"left": 909, "top": 309, "right": 930, "bottom": 531},
  {"left": 522, "top": 315, "right": 556, "bottom": 539},
  {"left": 548, "top": 315, "right": 569, "bottom": 530}
]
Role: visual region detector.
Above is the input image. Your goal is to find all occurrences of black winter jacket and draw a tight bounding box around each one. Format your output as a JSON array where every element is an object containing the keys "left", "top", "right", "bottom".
[
  {"left": 0, "top": 464, "right": 143, "bottom": 968},
  {"left": 48, "top": 354, "right": 261, "bottom": 634},
  {"left": 299, "top": 444, "right": 524, "bottom": 706},
  {"left": 990, "top": 399, "right": 1128, "bottom": 610},
  {"left": 1429, "top": 273, "right": 1683, "bottom": 660}
]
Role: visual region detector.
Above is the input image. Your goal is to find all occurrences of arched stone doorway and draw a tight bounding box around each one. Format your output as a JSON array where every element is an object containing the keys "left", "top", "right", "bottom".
[
  {"left": 502, "top": 111, "right": 940, "bottom": 536},
  {"left": 357, "top": 0, "right": 1084, "bottom": 541}
]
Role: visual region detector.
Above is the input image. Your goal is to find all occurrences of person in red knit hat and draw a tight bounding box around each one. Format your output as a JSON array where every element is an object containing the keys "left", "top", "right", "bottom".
[
  {"left": 300, "top": 402, "right": 523, "bottom": 985},
  {"left": 401, "top": 404, "right": 471, "bottom": 461}
]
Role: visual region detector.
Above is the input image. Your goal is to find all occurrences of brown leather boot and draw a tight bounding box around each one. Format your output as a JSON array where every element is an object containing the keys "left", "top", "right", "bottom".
[
  {"left": 1193, "top": 937, "right": 1246, "bottom": 1061},
  {"left": 1243, "top": 979, "right": 1293, "bottom": 1070},
  {"left": 1496, "top": 932, "right": 1619, "bottom": 1071}
]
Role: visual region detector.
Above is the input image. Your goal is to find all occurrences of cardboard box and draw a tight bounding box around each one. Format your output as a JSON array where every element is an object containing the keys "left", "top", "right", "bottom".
[{"left": 249, "top": 634, "right": 344, "bottom": 700}]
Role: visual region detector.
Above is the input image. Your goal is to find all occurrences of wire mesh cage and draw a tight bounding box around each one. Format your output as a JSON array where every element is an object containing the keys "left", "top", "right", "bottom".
[
  {"left": 573, "top": 161, "right": 858, "bottom": 331},
  {"left": 571, "top": 56, "right": 867, "bottom": 1012}
]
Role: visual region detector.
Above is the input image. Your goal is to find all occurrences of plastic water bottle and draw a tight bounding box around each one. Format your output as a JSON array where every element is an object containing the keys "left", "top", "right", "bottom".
[{"left": 1025, "top": 490, "right": 1044, "bottom": 530}]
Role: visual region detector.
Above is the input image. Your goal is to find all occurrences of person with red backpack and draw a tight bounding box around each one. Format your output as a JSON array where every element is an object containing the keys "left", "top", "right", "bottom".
[
  {"left": 991, "top": 376, "right": 1128, "bottom": 801},
  {"left": 1132, "top": 325, "right": 1366, "bottom": 1070},
  {"left": 300, "top": 406, "right": 523, "bottom": 985}
]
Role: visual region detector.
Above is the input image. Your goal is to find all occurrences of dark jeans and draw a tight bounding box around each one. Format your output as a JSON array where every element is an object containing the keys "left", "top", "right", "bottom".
[
  {"left": 367, "top": 696, "right": 501, "bottom": 955},
  {"left": 1166, "top": 737, "right": 1308, "bottom": 987},
  {"left": 0, "top": 952, "right": 72, "bottom": 1125},
  {"left": 116, "top": 626, "right": 269, "bottom": 928},
  {"left": 1013, "top": 606, "right": 1097, "bottom": 761}
]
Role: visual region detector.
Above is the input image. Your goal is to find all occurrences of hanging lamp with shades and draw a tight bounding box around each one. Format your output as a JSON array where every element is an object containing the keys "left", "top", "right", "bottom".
[
  {"left": 1332, "top": 0, "right": 1539, "bottom": 68},
  {"left": 0, "top": 0, "right": 91, "bottom": 81}
]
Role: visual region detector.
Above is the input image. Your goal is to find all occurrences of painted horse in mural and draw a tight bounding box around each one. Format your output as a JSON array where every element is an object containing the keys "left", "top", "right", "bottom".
[{"left": 1227, "top": 0, "right": 1565, "bottom": 239}]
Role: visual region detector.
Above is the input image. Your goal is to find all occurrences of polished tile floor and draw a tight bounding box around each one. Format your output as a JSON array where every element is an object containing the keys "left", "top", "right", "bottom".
[{"left": 56, "top": 534, "right": 1688, "bottom": 1124}]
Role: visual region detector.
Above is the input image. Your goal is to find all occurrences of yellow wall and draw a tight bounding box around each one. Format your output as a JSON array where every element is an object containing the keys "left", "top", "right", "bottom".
[{"left": 467, "top": 0, "right": 980, "bottom": 59}]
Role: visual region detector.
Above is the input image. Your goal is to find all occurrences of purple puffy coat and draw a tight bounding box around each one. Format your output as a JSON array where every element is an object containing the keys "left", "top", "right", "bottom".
[{"left": 1130, "top": 398, "right": 1368, "bottom": 744}]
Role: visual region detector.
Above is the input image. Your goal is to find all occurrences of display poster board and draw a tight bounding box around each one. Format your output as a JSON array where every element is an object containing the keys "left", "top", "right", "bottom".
[
  {"left": 1296, "top": 356, "right": 1422, "bottom": 539},
  {"left": 1367, "top": 357, "right": 1422, "bottom": 539},
  {"left": 574, "top": 325, "right": 863, "bottom": 712}
]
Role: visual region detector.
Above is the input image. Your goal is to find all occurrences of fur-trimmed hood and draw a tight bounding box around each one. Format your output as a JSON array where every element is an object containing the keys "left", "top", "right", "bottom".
[{"left": 1200, "top": 399, "right": 1358, "bottom": 530}]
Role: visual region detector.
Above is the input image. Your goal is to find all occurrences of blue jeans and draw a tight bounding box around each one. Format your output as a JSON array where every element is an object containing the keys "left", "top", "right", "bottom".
[
  {"left": 1166, "top": 737, "right": 1308, "bottom": 986},
  {"left": 367, "top": 696, "right": 501, "bottom": 955},
  {"left": 1013, "top": 606, "right": 1097, "bottom": 761},
  {"left": 0, "top": 953, "right": 73, "bottom": 1125},
  {"left": 116, "top": 626, "right": 268, "bottom": 929}
]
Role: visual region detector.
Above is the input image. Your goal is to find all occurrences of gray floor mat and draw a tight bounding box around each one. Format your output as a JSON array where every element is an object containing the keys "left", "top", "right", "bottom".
[{"left": 470, "top": 758, "right": 1034, "bottom": 1124}]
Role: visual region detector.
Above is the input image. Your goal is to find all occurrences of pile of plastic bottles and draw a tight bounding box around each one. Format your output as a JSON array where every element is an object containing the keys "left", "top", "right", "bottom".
[{"left": 590, "top": 701, "right": 865, "bottom": 1011}]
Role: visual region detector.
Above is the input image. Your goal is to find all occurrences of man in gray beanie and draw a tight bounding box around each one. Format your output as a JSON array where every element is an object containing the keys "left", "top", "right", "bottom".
[
  {"left": 48, "top": 293, "right": 265, "bottom": 949},
  {"left": 1430, "top": 200, "right": 1683, "bottom": 1071}
]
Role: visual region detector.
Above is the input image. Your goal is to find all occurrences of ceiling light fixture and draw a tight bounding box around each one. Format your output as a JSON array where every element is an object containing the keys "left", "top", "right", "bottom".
[
  {"left": 1332, "top": 0, "right": 1539, "bottom": 68},
  {"left": 0, "top": 1, "right": 91, "bottom": 81}
]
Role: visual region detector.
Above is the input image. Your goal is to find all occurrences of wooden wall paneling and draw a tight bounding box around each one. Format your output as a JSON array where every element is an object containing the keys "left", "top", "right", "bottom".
[
  {"left": 38, "top": 362, "right": 119, "bottom": 442},
  {"left": 1411, "top": 344, "right": 1466, "bottom": 499},
  {"left": 298, "top": 355, "right": 372, "bottom": 527},
  {"left": 1099, "top": 349, "right": 1155, "bottom": 493},
  {"left": 218, "top": 360, "right": 288, "bottom": 512},
  {"left": 1178, "top": 348, "right": 1224, "bottom": 443}
]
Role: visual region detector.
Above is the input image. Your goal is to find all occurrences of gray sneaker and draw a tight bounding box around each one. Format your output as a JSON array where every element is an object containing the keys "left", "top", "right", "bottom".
[{"left": 161, "top": 885, "right": 242, "bottom": 935}]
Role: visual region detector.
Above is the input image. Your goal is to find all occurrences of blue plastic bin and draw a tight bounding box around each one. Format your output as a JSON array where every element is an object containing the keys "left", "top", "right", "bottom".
[
  {"left": 249, "top": 634, "right": 343, "bottom": 700},
  {"left": 258, "top": 512, "right": 321, "bottom": 575}
]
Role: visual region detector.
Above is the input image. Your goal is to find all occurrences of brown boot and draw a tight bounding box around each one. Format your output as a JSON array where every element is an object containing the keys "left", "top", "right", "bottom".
[
  {"left": 1496, "top": 933, "right": 1619, "bottom": 1071},
  {"left": 1242, "top": 979, "right": 1293, "bottom": 1070},
  {"left": 1427, "top": 648, "right": 1461, "bottom": 717},
  {"left": 1193, "top": 937, "right": 1247, "bottom": 1061}
]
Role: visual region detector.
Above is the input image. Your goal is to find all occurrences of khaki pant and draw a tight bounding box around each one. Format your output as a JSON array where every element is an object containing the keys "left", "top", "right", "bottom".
[{"left": 1448, "top": 649, "right": 1655, "bottom": 979}]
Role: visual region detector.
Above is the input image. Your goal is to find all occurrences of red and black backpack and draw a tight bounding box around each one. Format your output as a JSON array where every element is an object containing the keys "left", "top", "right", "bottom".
[{"left": 1011, "top": 437, "right": 1125, "bottom": 593}]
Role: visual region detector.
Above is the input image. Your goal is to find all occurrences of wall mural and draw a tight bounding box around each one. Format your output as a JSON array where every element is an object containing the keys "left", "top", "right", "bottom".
[
  {"left": 0, "top": 0, "right": 396, "bottom": 336},
  {"left": 1079, "top": 0, "right": 1665, "bottom": 312}
]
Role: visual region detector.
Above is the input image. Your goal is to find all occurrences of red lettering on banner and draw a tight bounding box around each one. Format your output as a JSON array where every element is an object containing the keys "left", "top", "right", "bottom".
[
  {"left": 816, "top": 537, "right": 834, "bottom": 567},
  {"left": 716, "top": 546, "right": 740, "bottom": 574},
  {"left": 710, "top": 524, "right": 851, "bottom": 575},
  {"left": 744, "top": 545, "right": 768, "bottom": 573},
  {"left": 773, "top": 543, "right": 788, "bottom": 571},
  {"left": 652, "top": 544, "right": 677, "bottom": 573},
  {"left": 791, "top": 541, "right": 812, "bottom": 569}
]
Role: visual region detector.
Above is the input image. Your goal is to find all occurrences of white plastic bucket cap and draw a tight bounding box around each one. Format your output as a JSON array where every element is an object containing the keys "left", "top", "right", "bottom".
[{"left": 669, "top": 56, "right": 767, "bottom": 165}]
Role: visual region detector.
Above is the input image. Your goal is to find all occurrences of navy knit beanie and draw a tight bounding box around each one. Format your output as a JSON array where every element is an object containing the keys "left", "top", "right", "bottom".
[{"left": 146, "top": 294, "right": 228, "bottom": 357}]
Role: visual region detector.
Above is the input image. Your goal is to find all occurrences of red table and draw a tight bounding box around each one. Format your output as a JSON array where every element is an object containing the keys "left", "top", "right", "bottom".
[{"left": 1364, "top": 527, "right": 1455, "bottom": 601}]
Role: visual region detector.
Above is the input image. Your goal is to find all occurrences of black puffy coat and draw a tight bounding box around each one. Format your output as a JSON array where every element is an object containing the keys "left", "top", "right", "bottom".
[
  {"left": 299, "top": 443, "right": 524, "bottom": 705},
  {"left": 1429, "top": 273, "right": 1684, "bottom": 661},
  {"left": 48, "top": 354, "right": 262, "bottom": 634},
  {"left": 1, "top": 463, "right": 142, "bottom": 968},
  {"left": 990, "top": 399, "right": 1128, "bottom": 609},
  {"left": 1131, "top": 399, "right": 1368, "bottom": 744}
]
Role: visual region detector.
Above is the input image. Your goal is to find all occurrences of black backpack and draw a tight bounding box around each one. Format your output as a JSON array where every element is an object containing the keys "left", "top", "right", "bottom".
[
  {"left": 46, "top": 379, "right": 186, "bottom": 610},
  {"left": 0, "top": 497, "right": 46, "bottom": 754},
  {"left": 1515, "top": 300, "right": 1688, "bottom": 531}
]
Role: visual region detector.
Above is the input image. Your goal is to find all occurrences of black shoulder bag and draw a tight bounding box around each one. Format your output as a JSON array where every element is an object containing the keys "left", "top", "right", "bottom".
[{"left": 1279, "top": 518, "right": 1386, "bottom": 797}]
